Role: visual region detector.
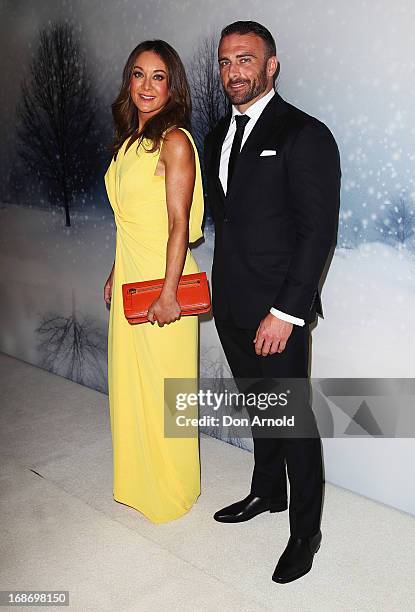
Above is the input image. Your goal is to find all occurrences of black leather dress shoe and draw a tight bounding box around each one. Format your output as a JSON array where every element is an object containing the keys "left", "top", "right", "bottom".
[
  {"left": 272, "top": 530, "right": 322, "bottom": 583},
  {"left": 213, "top": 493, "right": 287, "bottom": 523}
]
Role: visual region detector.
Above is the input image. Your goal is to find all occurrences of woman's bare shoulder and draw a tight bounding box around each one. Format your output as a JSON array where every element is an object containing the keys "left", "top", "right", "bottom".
[{"left": 162, "top": 127, "right": 195, "bottom": 160}]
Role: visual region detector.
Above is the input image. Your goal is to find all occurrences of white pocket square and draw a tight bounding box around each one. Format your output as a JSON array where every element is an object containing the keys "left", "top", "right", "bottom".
[{"left": 260, "top": 149, "right": 277, "bottom": 156}]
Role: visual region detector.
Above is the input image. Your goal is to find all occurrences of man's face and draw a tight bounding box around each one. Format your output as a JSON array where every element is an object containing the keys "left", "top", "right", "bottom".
[{"left": 218, "top": 33, "right": 277, "bottom": 107}]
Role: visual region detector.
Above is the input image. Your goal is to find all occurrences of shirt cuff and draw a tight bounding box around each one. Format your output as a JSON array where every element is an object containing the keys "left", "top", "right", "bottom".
[{"left": 269, "top": 307, "right": 305, "bottom": 326}]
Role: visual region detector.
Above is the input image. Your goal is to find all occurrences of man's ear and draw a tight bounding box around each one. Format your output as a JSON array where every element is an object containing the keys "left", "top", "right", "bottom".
[{"left": 267, "top": 56, "right": 278, "bottom": 79}]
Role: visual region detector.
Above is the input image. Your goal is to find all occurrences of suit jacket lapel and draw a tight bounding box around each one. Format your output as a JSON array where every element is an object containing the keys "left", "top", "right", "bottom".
[
  {"left": 241, "top": 92, "right": 288, "bottom": 154},
  {"left": 208, "top": 92, "right": 290, "bottom": 205},
  {"left": 225, "top": 92, "right": 289, "bottom": 201}
]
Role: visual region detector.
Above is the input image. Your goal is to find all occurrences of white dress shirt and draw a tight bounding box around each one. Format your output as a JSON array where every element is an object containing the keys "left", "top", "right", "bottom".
[{"left": 219, "top": 88, "right": 305, "bottom": 327}]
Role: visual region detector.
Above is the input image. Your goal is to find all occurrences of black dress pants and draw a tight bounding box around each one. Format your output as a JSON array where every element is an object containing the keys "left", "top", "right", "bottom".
[{"left": 215, "top": 317, "right": 324, "bottom": 538}]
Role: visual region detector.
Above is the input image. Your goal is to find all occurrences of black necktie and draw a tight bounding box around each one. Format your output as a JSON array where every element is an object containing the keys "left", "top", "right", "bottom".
[{"left": 227, "top": 114, "right": 250, "bottom": 193}]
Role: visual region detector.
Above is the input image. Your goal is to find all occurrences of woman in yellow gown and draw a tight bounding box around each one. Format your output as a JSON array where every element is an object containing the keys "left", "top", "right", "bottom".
[{"left": 103, "top": 40, "right": 204, "bottom": 523}]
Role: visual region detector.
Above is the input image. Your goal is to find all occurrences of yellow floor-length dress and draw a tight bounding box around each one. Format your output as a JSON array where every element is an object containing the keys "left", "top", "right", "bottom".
[{"left": 104, "top": 127, "right": 204, "bottom": 523}]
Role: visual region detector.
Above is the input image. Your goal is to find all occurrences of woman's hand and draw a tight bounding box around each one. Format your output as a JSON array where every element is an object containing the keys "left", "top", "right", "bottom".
[
  {"left": 147, "top": 293, "right": 181, "bottom": 327},
  {"left": 104, "top": 265, "right": 114, "bottom": 305}
]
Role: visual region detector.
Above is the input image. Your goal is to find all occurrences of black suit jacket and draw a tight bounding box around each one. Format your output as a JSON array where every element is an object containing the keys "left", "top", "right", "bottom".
[{"left": 204, "top": 91, "right": 341, "bottom": 329}]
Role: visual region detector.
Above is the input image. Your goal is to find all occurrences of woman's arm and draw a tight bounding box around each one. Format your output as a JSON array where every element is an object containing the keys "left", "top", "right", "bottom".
[{"left": 147, "top": 129, "right": 196, "bottom": 326}]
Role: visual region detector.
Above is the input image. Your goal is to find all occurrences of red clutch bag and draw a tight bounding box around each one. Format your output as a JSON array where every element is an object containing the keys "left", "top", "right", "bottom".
[{"left": 122, "top": 272, "right": 211, "bottom": 324}]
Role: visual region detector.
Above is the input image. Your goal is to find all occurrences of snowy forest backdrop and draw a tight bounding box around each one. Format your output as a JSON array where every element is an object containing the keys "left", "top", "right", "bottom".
[{"left": 1, "top": 1, "right": 414, "bottom": 513}]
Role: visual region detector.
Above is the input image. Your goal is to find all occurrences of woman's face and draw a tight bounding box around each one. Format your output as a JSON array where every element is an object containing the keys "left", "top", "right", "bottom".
[{"left": 129, "top": 50, "right": 170, "bottom": 120}]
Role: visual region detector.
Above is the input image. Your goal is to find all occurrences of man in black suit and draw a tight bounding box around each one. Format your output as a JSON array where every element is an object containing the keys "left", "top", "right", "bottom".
[{"left": 204, "top": 21, "right": 341, "bottom": 583}]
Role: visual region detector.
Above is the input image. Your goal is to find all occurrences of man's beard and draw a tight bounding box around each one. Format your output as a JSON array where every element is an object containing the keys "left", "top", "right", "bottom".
[{"left": 224, "top": 65, "right": 269, "bottom": 105}]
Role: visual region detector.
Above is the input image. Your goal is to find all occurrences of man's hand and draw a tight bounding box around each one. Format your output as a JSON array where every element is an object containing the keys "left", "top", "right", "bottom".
[{"left": 254, "top": 314, "right": 293, "bottom": 356}]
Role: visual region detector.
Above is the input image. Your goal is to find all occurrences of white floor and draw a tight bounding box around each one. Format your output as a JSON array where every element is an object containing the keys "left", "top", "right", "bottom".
[{"left": 0, "top": 352, "right": 414, "bottom": 612}]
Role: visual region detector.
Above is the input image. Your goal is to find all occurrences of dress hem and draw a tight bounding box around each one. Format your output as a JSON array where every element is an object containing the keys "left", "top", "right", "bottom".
[{"left": 112, "top": 493, "right": 201, "bottom": 524}]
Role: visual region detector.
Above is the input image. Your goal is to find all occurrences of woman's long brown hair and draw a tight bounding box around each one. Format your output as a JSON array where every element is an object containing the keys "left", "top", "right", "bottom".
[{"left": 110, "top": 40, "right": 192, "bottom": 160}]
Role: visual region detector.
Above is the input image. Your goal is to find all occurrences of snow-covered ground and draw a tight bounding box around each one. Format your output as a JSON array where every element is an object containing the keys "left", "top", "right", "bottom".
[
  {"left": 1, "top": 203, "right": 414, "bottom": 386},
  {"left": 312, "top": 242, "right": 415, "bottom": 377},
  {"left": 0, "top": 203, "right": 115, "bottom": 392}
]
